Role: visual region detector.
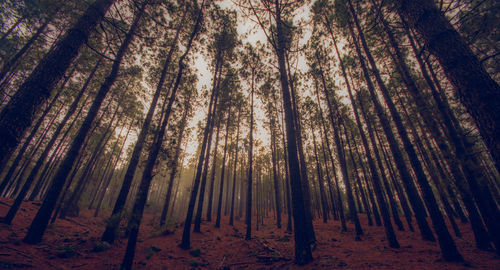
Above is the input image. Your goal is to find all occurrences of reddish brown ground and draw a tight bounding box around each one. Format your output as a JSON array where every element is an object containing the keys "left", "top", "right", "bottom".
[{"left": 0, "top": 198, "right": 498, "bottom": 269}]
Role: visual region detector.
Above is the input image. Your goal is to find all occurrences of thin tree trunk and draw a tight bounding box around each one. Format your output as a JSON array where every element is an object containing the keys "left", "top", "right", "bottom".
[
  {"left": 347, "top": 0, "right": 462, "bottom": 260},
  {"left": 395, "top": 0, "right": 500, "bottom": 174},
  {"left": 348, "top": 9, "right": 434, "bottom": 242},
  {"left": 0, "top": 0, "right": 115, "bottom": 166},
  {"left": 205, "top": 120, "right": 221, "bottom": 223},
  {"left": 22, "top": 2, "right": 145, "bottom": 244},
  {"left": 245, "top": 69, "right": 255, "bottom": 240},
  {"left": 216, "top": 111, "right": 231, "bottom": 228},
  {"left": 101, "top": 5, "right": 185, "bottom": 243},
  {"left": 120, "top": 15, "right": 200, "bottom": 264},
  {"left": 159, "top": 99, "right": 191, "bottom": 226},
  {"left": 1, "top": 59, "right": 99, "bottom": 224},
  {"left": 179, "top": 4, "right": 218, "bottom": 247},
  {"left": 229, "top": 108, "right": 241, "bottom": 226}
]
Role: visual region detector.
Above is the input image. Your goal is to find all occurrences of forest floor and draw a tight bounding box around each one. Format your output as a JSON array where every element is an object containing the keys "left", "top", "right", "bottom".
[{"left": 0, "top": 198, "right": 499, "bottom": 269}]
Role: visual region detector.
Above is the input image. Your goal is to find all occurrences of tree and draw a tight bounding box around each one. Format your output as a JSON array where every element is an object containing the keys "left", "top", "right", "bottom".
[
  {"left": 23, "top": 0, "right": 148, "bottom": 244},
  {"left": 393, "top": 0, "right": 500, "bottom": 175},
  {"left": 0, "top": 0, "right": 116, "bottom": 168}
]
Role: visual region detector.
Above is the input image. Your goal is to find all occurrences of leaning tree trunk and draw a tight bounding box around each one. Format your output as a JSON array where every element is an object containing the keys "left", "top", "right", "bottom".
[
  {"left": 159, "top": 97, "right": 191, "bottom": 226},
  {"left": 347, "top": 10, "right": 435, "bottom": 242},
  {"left": 329, "top": 31, "right": 401, "bottom": 240},
  {"left": 101, "top": 5, "right": 185, "bottom": 243},
  {"left": 394, "top": 0, "right": 500, "bottom": 175},
  {"left": 1, "top": 59, "right": 100, "bottom": 224},
  {"left": 0, "top": 69, "right": 73, "bottom": 193},
  {"left": 120, "top": 20, "right": 199, "bottom": 266},
  {"left": 400, "top": 17, "right": 497, "bottom": 251},
  {"left": 179, "top": 8, "right": 219, "bottom": 248},
  {"left": 316, "top": 59, "right": 363, "bottom": 238},
  {"left": 0, "top": 13, "right": 56, "bottom": 84},
  {"left": 381, "top": 10, "right": 500, "bottom": 252},
  {"left": 22, "top": 1, "right": 145, "bottom": 244},
  {"left": 347, "top": 0, "right": 462, "bottom": 261},
  {"left": 0, "top": 0, "right": 115, "bottom": 167},
  {"left": 94, "top": 119, "right": 134, "bottom": 217}
]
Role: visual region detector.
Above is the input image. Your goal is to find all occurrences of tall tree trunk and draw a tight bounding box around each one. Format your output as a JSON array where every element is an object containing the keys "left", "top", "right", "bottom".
[
  {"left": 286, "top": 54, "right": 316, "bottom": 245},
  {"left": 229, "top": 108, "right": 241, "bottom": 226},
  {"left": 159, "top": 99, "right": 191, "bottom": 226},
  {"left": 270, "top": 114, "right": 282, "bottom": 228},
  {"left": 382, "top": 9, "right": 500, "bottom": 251},
  {"left": 373, "top": 124, "right": 414, "bottom": 231},
  {"left": 206, "top": 120, "right": 221, "bottom": 223},
  {"left": 0, "top": 0, "right": 115, "bottom": 166},
  {"left": 273, "top": 0, "right": 312, "bottom": 264},
  {"left": 400, "top": 17, "right": 497, "bottom": 251},
  {"left": 316, "top": 57, "right": 362, "bottom": 238},
  {"left": 101, "top": 6, "right": 185, "bottom": 243},
  {"left": 245, "top": 69, "right": 255, "bottom": 240},
  {"left": 29, "top": 94, "right": 90, "bottom": 201},
  {"left": 0, "top": 68, "right": 73, "bottom": 193},
  {"left": 0, "top": 15, "right": 55, "bottom": 83},
  {"left": 22, "top": 2, "right": 145, "bottom": 244},
  {"left": 347, "top": 6, "right": 434, "bottom": 241},
  {"left": 347, "top": 0, "right": 462, "bottom": 261},
  {"left": 277, "top": 88, "right": 293, "bottom": 232},
  {"left": 1, "top": 59, "right": 100, "bottom": 224},
  {"left": 194, "top": 113, "right": 220, "bottom": 232},
  {"left": 216, "top": 111, "right": 231, "bottom": 228},
  {"left": 179, "top": 9, "right": 220, "bottom": 248},
  {"left": 310, "top": 121, "right": 328, "bottom": 224},
  {"left": 394, "top": 0, "right": 500, "bottom": 174},
  {"left": 120, "top": 18, "right": 199, "bottom": 265},
  {"left": 330, "top": 33, "right": 404, "bottom": 236},
  {"left": 95, "top": 119, "right": 134, "bottom": 217}
]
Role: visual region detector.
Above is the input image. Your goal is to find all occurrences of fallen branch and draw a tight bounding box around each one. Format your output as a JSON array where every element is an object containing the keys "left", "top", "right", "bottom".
[
  {"left": 218, "top": 256, "right": 226, "bottom": 269},
  {"left": 2, "top": 246, "right": 32, "bottom": 259},
  {"left": 0, "top": 201, "right": 11, "bottom": 207}
]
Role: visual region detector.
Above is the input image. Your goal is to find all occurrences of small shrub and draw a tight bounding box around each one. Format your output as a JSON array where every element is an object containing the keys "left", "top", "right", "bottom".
[
  {"left": 146, "top": 245, "right": 162, "bottom": 259},
  {"left": 189, "top": 259, "right": 198, "bottom": 267},
  {"left": 56, "top": 245, "right": 75, "bottom": 258},
  {"left": 277, "top": 235, "right": 290, "bottom": 242},
  {"left": 189, "top": 248, "right": 201, "bottom": 257},
  {"left": 162, "top": 228, "right": 174, "bottom": 236},
  {"left": 93, "top": 241, "right": 111, "bottom": 252}
]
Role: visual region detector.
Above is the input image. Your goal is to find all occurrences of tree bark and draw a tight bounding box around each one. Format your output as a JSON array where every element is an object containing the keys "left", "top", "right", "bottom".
[
  {"left": 273, "top": 0, "right": 312, "bottom": 264},
  {"left": 395, "top": 0, "right": 500, "bottom": 174},
  {"left": 22, "top": 1, "right": 145, "bottom": 244},
  {"left": 0, "top": 0, "right": 115, "bottom": 166}
]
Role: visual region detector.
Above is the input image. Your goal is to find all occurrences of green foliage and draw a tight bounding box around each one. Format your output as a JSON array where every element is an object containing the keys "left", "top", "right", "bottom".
[
  {"left": 145, "top": 246, "right": 161, "bottom": 259},
  {"left": 189, "top": 259, "right": 199, "bottom": 267},
  {"left": 277, "top": 235, "right": 291, "bottom": 242},
  {"left": 55, "top": 245, "right": 75, "bottom": 258},
  {"left": 189, "top": 248, "right": 201, "bottom": 257},
  {"left": 93, "top": 241, "right": 111, "bottom": 252}
]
